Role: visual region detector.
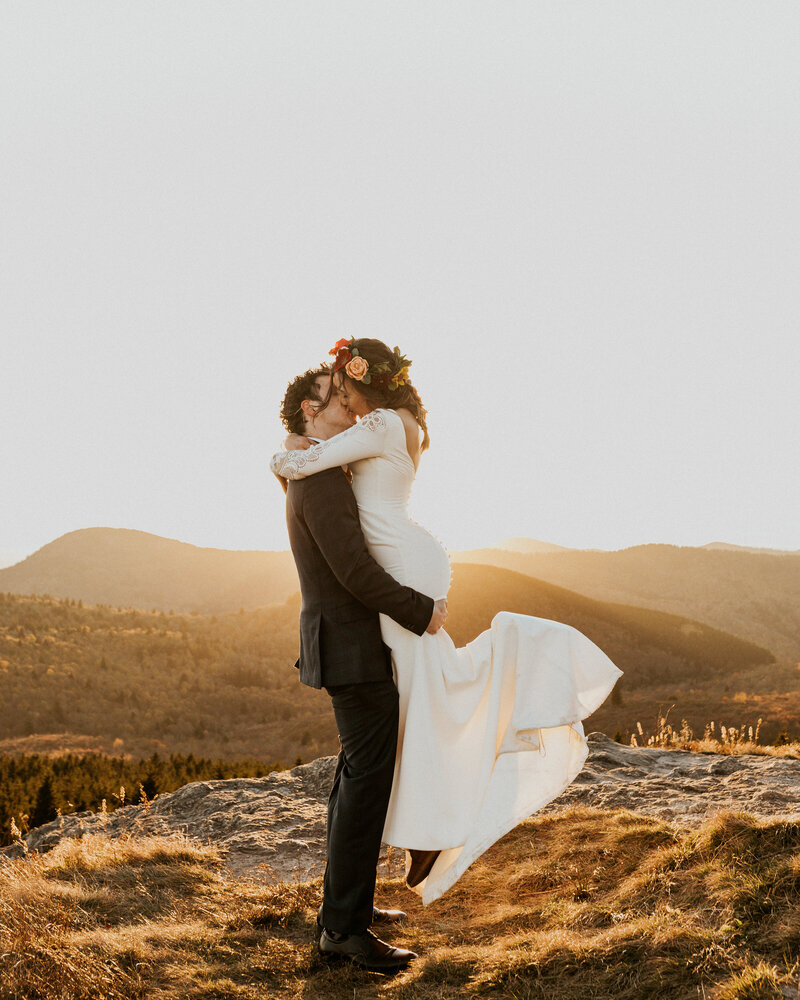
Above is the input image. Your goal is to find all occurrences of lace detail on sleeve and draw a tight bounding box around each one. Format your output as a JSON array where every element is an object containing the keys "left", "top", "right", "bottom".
[
  {"left": 358, "top": 409, "right": 388, "bottom": 433},
  {"left": 269, "top": 444, "right": 327, "bottom": 480},
  {"left": 269, "top": 409, "right": 389, "bottom": 480}
]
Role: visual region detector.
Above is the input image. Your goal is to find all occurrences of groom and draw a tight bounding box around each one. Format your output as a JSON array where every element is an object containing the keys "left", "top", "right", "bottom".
[{"left": 276, "top": 367, "right": 446, "bottom": 972}]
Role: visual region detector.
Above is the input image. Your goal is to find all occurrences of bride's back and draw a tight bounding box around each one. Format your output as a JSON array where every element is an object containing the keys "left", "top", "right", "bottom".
[{"left": 350, "top": 409, "right": 450, "bottom": 601}]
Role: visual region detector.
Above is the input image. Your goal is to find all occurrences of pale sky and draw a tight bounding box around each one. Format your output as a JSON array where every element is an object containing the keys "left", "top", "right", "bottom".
[{"left": 2, "top": 1, "right": 798, "bottom": 567}]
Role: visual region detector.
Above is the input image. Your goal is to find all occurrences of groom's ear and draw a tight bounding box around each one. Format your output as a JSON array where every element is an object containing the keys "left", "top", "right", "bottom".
[{"left": 300, "top": 399, "right": 319, "bottom": 430}]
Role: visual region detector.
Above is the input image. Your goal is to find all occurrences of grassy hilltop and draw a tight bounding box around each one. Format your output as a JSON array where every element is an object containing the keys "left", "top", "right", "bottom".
[{"left": 2, "top": 807, "right": 799, "bottom": 999}]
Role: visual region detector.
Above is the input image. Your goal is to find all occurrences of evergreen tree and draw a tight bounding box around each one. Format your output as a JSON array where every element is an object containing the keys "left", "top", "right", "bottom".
[
  {"left": 140, "top": 773, "right": 158, "bottom": 799},
  {"left": 30, "top": 773, "right": 57, "bottom": 828}
]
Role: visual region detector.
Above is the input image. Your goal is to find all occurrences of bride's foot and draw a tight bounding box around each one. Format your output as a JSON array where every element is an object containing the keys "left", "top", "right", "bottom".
[{"left": 406, "top": 849, "right": 440, "bottom": 888}]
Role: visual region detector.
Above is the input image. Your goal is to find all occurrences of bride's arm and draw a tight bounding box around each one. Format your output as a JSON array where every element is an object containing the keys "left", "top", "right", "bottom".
[{"left": 270, "top": 410, "right": 390, "bottom": 480}]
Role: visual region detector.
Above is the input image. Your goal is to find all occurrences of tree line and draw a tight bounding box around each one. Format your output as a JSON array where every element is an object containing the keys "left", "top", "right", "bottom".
[{"left": 0, "top": 749, "right": 288, "bottom": 848}]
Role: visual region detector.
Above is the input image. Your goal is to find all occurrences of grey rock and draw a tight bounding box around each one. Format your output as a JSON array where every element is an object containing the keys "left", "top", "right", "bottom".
[
  {"left": 539, "top": 733, "right": 800, "bottom": 826},
  {"left": 4, "top": 733, "right": 799, "bottom": 883}
]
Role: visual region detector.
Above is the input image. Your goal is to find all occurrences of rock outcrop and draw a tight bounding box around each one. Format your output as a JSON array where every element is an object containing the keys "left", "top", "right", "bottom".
[
  {"left": 543, "top": 733, "right": 800, "bottom": 821},
  {"left": 4, "top": 733, "right": 799, "bottom": 883}
]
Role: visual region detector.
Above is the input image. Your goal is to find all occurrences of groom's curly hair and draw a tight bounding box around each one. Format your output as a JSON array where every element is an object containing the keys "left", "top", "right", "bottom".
[{"left": 280, "top": 366, "right": 331, "bottom": 435}]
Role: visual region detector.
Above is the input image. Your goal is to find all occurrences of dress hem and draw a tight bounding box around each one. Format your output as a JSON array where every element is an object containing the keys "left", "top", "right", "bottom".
[{"left": 417, "top": 725, "right": 591, "bottom": 905}]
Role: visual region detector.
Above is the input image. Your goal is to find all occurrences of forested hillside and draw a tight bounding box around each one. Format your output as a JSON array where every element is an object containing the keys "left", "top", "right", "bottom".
[
  {"left": 446, "top": 564, "right": 773, "bottom": 688},
  {"left": 0, "top": 564, "right": 776, "bottom": 763},
  {"left": 0, "top": 591, "right": 333, "bottom": 761}
]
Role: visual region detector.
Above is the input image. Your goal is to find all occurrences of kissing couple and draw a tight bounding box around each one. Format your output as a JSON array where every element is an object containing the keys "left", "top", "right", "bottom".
[{"left": 271, "top": 337, "right": 622, "bottom": 973}]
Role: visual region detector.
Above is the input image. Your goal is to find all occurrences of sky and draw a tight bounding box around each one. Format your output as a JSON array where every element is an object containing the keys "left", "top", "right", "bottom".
[{"left": 1, "top": 1, "right": 798, "bottom": 567}]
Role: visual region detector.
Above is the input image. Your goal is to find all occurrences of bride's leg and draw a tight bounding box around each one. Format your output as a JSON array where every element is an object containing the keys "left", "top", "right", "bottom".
[{"left": 406, "top": 849, "right": 441, "bottom": 888}]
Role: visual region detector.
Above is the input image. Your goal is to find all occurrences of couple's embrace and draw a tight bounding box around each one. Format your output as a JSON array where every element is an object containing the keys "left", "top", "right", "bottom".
[{"left": 271, "top": 337, "right": 622, "bottom": 973}]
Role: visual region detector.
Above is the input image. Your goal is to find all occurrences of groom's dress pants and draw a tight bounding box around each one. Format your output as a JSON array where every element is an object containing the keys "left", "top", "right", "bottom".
[{"left": 321, "top": 677, "right": 399, "bottom": 936}]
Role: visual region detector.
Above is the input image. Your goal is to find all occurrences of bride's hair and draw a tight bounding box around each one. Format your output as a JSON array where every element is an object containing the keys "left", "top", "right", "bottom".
[{"left": 335, "top": 338, "right": 430, "bottom": 451}]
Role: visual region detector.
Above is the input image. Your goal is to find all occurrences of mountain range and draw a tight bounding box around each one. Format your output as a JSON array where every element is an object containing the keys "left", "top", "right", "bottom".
[{"left": 1, "top": 528, "right": 797, "bottom": 660}]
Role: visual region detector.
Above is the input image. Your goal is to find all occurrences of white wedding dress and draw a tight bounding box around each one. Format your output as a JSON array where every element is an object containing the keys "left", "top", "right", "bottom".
[{"left": 271, "top": 408, "right": 622, "bottom": 904}]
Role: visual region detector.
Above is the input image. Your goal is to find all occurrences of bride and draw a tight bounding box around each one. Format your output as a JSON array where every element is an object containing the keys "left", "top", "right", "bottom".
[{"left": 270, "top": 337, "right": 622, "bottom": 904}]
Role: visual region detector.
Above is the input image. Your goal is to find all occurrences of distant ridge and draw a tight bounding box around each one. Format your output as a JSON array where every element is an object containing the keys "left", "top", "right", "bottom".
[
  {"left": 451, "top": 543, "right": 800, "bottom": 660},
  {"left": 0, "top": 549, "right": 29, "bottom": 570},
  {"left": 0, "top": 528, "right": 298, "bottom": 613},
  {"left": 496, "top": 537, "right": 572, "bottom": 554},
  {"left": 493, "top": 537, "right": 800, "bottom": 557},
  {"left": 701, "top": 542, "right": 800, "bottom": 556}
]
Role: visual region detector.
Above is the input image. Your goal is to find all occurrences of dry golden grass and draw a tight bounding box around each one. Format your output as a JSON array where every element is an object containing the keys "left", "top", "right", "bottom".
[
  {"left": 627, "top": 712, "right": 800, "bottom": 759},
  {"left": 2, "top": 807, "right": 799, "bottom": 999}
]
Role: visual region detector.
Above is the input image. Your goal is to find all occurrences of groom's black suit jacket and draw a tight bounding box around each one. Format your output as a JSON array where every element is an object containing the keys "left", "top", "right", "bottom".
[{"left": 285, "top": 466, "right": 434, "bottom": 689}]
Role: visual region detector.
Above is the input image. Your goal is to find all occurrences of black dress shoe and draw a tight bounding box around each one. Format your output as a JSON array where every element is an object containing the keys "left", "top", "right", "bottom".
[
  {"left": 373, "top": 905, "right": 407, "bottom": 924},
  {"left": 315, "top": 904, "right": 408, "bottom": 940},
  {"left": 318, "top": 928, "right": 418, "bottom": 972}
]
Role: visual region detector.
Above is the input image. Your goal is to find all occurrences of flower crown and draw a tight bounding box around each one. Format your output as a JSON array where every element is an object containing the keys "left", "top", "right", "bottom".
[{"left": 328, "top": 338, "right": 412, "bottom": 391}]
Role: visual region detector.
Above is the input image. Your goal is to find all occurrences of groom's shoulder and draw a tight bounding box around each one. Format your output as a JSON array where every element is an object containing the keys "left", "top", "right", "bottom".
[
  {"left": 290, "top": 469, "right": 353, "bottom": 522},
  {"left": 290, "top": 467, "right": 350, "bottom": 497}
]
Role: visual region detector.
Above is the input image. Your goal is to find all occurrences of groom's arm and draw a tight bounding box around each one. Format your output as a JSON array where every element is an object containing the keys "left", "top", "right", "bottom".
[{"left": 300, "top": 469, "right": 435, "bottom": 636}]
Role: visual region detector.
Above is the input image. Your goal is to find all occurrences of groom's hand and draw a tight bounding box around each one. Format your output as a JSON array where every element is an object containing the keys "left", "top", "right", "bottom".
[
  {"left": 284, "top": 433, "right": 312, "bottom": 450},
  {"left": 426, "top": 599, "right": 448, "bottom": 634}
]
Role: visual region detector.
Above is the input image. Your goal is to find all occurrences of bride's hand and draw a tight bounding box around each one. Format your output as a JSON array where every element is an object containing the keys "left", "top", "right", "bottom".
[{"left": 284, "top": 433, "right": 312, "bottom": 450}]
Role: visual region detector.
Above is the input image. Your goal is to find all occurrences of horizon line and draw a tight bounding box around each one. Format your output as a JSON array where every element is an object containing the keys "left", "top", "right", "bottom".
[{"left": 1, "top": 525, "right": 799, "bottom": 570}]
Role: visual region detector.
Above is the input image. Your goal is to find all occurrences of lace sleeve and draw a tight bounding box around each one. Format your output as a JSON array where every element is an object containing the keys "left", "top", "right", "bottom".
[{"left": 269, "top": 409, "right": 390, "bottom": 480}]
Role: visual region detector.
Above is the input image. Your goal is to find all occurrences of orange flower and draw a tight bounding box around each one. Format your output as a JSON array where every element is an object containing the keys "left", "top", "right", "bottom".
[
  {"left": 329, "top": 338, "right": 351, "bottom": 356},
  {"left": 345, "top": 356, "right": 370, "bottom": 380}
]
